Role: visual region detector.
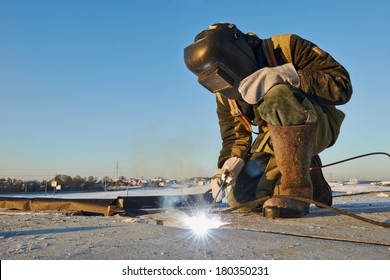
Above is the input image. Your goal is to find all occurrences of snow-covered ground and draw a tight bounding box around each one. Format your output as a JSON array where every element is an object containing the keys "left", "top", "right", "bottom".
[
  {"left": 0, "top": 182, "right": 389, "bottom": 262},
  {"left": 331, "top": 183, "right": 389, "bottom": 194},
  {"left": 330, "top": 183, "right": 389, "bottom": 200}
]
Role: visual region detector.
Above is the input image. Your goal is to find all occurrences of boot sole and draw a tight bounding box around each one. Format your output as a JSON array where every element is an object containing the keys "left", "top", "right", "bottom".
[{"left": 263, "top": 206, "right": 309, "bottom": 219}]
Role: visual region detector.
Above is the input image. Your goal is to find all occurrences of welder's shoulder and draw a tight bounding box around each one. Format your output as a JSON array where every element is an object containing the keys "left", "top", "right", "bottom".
[{"left": 270, "top": 34, "right": 313, "bottom": 47}]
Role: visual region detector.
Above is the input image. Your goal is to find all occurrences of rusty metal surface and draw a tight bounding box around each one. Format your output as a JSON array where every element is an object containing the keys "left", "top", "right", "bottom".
[{"left": 0, "top": 193, "right": 207, "bottom": 216}]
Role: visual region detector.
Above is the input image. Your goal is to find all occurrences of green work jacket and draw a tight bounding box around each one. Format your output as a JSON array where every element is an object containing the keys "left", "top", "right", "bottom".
[{"left": 216, "top": 34, "right": 353, "bottom": 168}]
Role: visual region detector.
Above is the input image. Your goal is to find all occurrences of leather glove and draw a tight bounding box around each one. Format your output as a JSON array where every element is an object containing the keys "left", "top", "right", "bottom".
[
  {"left": 239, "top": 63, "right": 300, "bottom": 104},
  {"left": 210, "top": 157, "right": 245, "bottom": 202}
]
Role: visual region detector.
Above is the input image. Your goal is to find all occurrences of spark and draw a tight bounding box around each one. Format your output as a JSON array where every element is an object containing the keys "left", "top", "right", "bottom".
[{"left": 182, "top": 211, "right": 225, "bottom": 236}]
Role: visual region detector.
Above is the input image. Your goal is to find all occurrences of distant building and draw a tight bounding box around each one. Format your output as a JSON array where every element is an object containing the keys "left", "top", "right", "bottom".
[{"left": 348, "top": 178, "right": 359, "bottom": 185}]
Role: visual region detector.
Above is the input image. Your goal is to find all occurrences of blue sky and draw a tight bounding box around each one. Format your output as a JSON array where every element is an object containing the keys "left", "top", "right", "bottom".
[{"left": 0, "top": 0, "right": 389, "bottom": 181}]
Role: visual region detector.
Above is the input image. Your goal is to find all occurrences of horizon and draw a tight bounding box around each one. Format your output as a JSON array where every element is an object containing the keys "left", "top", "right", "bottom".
[{"left": 1, "top": 163, "right": 389, "bottom": 183}]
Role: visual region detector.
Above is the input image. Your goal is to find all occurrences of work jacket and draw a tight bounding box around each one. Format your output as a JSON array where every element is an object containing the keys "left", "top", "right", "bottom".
[{"left": 216, "top": 34, "right": 353, "bottom": 168}]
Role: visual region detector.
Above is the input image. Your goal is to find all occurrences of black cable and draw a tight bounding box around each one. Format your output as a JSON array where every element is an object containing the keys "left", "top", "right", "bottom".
[
  {"left": 310, "top": 152, "right": 390, "bottom": 170},
  {"left": 217, "top": 152, "right": 390, "bottom": 227},
  {"left": 218, "top": 195, "right": 390, "bottom": 228}
]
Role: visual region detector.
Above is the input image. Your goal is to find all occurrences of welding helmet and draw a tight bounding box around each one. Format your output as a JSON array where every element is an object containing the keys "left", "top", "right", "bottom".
[{"left": 184, "top": 23, "right": 259, "bottom": 100}]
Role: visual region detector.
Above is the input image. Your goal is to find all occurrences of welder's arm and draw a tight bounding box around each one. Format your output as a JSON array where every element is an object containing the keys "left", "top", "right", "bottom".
[
  {"left": 216, "top": 95, "right": 252, "bottom": 168},
  {"left": 291, "top": 34, "right": 353, "bottom": 105},
  {"left": 238, "top": 63, "right": 300, "bottom": 104}
]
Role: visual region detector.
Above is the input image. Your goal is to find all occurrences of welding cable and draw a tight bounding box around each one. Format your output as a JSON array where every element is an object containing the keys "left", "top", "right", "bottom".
[
  {"left": 219, "top": 195, "right": 390, "bottom": 246},
  {"left": 230, "top": 226, "right": 390, "bottom": 247},
  {"left": 219, "top": 151, "right": 390, "bottom": 224},
  {"left": 207, "top": 152, "right": 390, "bottom": 246},
  {"left": 219, "top": 195, "right": 390, "bottom": 228},
  {"left": 309, "top": 152, "right": 390, "bottom": 170},
  {"left": 208, "top": 182, "right": 226, "bottom": 216},
  {"left": 275, "top": 195, "right": 390, "bottom": 228}
]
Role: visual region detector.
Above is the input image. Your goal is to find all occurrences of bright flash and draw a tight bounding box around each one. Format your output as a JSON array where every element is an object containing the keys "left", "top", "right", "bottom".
[{"left": 183, "top": 212, "right": 224, "bottom": 236}]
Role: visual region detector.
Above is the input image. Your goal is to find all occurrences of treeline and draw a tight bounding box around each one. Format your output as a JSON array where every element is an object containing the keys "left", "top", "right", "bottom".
[
  {"left": 0, "top": 175, "right": 115, "bottom": 193},
  {"left": 0, "top": 175, "right": 211, "bottom": 193}
]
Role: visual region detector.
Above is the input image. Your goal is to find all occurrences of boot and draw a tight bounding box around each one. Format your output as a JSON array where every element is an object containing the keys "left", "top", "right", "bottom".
[
  {"left": 263, "top": 124, "right": 316, "bottom": 218},
  {"left": 310, "top": 155, "right": 332, "bottom": 207}
]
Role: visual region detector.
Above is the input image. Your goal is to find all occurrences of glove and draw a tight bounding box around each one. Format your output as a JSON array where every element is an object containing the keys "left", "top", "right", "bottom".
[
  {"left": 238, "top": 63, "right": 300, "bottom": 104},
  {"left": 210, "top": 157, "right": 245, "bottom": 202}
]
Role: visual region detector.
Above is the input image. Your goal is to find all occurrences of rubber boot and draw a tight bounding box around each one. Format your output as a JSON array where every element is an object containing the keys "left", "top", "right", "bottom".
[
  {"left": 310, "top": 155, "right": 332, "bottom": 207},
  {"left": 263, "top": 124, "right": 317, "bottom": 218}
]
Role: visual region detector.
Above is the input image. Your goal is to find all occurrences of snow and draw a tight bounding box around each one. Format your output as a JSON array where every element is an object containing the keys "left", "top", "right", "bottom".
[
  {"left": 331, "top": 183, "right": 389, "bottom": 194},
  {"left": 0, "top": 182, "right": 389, "bottom": 261}
]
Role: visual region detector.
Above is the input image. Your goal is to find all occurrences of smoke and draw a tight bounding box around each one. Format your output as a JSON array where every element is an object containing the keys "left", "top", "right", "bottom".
[{"left": 127, "top": 118, "right": 214, "bottom": 179}]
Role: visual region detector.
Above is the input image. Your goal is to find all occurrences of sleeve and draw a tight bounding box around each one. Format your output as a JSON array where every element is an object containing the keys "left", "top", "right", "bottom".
[
  {"left": 291, "top": 35, "right": 353, "bottom": 105},
  {"left": 216, "top": 94, "right": 252, "bottom": 168}
]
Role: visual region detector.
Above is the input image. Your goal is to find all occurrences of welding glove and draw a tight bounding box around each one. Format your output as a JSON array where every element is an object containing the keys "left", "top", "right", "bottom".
[
  {"left": 239, "top": 63, "right": 300, "bottom": 104},
  {"left": 210, "top": 157, "right": 245, "bottom": 202}
]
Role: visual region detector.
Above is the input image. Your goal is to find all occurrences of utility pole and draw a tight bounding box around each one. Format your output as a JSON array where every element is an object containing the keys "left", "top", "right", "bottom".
[{"left": 116, "top": 160, "right": 119, "bottom": 188}]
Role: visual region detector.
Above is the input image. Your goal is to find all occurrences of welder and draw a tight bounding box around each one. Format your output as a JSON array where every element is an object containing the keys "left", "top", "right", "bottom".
[{"left": 184, "top": 23, "right": 352, "bottom": 218}]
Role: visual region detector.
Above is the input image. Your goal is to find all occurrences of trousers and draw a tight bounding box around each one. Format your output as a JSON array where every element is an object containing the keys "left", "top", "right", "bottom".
[{"left": 228, "top": 84, "right": 344, "bottom": 208}]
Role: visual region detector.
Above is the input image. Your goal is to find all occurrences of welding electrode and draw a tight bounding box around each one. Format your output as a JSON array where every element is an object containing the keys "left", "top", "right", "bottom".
[{"left": 207, "top": 169, "right": 233, "bottom": 216}]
